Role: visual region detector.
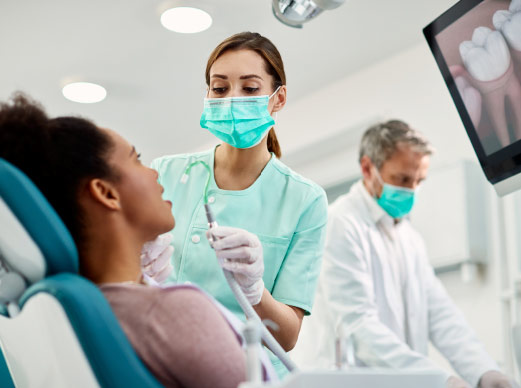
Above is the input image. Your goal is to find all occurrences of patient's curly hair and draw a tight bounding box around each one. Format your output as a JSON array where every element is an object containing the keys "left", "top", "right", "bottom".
[{"left": 0, "top": 93, "right": 116, "bottom": 247}]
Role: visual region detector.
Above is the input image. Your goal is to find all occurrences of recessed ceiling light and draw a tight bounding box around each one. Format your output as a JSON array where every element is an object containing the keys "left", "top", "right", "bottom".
[
  {"left": 62, "top": 82, "right": 107, "bottom": 104},
  {"left": 160, "top": 7, "right": 212, "bottom": 33}
]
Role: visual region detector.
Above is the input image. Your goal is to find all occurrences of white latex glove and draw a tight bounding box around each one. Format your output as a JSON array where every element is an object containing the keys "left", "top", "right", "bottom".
[
  {"left": 447, "top": 376, "right": 472, "bottom": 388},
  {"left": 207, "top": 226, "right": 264, "bottom": 306},
  {"left": 141, "top": 233, "right": 174, "bottom": 283},
  {"left": 479, "top": 371, "right": 520, "bottom": 388}
]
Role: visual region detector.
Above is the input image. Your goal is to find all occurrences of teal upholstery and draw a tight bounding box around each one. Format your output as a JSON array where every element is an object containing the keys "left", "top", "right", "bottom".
[
  {"left": 0, "top": 305, "right": 7, "bottom": 317},
  {"left": 0, "top": 159, "right": 164, "bottom": 388},
  {"left": 0, "top": 348, "right": 15, "bottom": 388},
  {"left": 0, "top": 158, "right": 78, "bottom": 275},
  {"left": 20, "top": 274, "right": 163, "bottom": 388}
]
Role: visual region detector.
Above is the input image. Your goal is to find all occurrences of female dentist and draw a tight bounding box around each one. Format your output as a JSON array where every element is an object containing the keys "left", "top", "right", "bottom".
[{"left": 146, "top": 32, "right": 328, "bottom": 376}]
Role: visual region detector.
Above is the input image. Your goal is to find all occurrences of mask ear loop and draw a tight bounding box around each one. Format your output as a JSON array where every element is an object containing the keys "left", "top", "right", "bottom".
[
  {"left": 372, "top": 165, "right": 384, "bottom": 186},
  {"left": 269, "top": 86, "right": 282, "bottom": 121},
  {"left": 269, "top": 85, "right": 282, "bottom": 99},
  {"left": 371, "top": 164, "right": 385, "bottom": 199}
]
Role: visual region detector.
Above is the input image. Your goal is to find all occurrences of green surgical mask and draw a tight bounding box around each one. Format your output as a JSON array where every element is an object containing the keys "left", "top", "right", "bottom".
[
  {"left": 373, "top": 168, "right": 416, "bottom": 219},
  {"left": 200, "top": 87, "right": 280, "bottom": 149}
]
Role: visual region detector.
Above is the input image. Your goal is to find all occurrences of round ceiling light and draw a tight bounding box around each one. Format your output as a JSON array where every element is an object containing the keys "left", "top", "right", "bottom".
[
  {"left": 160, "top": 7, "right": 212, "bottom": 33},
  {"left": 62, "top": 82, "right": 107, "bottom": 104}
]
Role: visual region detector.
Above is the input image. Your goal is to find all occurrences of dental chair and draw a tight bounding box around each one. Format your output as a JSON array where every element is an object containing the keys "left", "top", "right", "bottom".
[{"left": 0, "top": 158, "right": 163, "bottom": 388}]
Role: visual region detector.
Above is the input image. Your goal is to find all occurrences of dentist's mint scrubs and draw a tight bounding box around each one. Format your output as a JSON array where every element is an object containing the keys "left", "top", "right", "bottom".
[{"left": 151, "top": 93, "right": 328, "bottom": 377}]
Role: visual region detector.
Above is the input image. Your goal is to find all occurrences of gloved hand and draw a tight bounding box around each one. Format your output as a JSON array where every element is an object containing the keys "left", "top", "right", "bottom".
[
  {"left": 207, "top": 226, "right": 265, "bottom": 306},
  {"left": 141, "top": 233, "right": 174, "bottom": 283},
  {"left": 447, "top": 376, "right": 472, "bottom": 388},
  {"left": 478, "top": 371, "right": 520, "bottom": 388}
]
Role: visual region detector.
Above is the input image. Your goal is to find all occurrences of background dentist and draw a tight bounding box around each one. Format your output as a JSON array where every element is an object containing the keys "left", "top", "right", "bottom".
[{"left": 294, "top": 120, "right": 517, "bottom": 388}]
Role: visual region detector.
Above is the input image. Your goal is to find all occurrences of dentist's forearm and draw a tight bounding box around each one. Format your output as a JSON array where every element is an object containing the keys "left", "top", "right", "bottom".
[{"left": 253, "top": 288, "right": 304, "bottom": 351}]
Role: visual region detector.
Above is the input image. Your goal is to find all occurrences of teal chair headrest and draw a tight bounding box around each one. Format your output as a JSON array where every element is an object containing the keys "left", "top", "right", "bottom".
[
  {"left": 0, "top": 158, "right": 78, "bottom": 276},
  {"left": 19, "top": 274, "right": 164, "bottom": 388}
]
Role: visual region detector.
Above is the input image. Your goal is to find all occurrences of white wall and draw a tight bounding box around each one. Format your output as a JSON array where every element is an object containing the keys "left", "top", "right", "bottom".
[{"left": 279, "top": 43, "right": 520, "bottom": 378}]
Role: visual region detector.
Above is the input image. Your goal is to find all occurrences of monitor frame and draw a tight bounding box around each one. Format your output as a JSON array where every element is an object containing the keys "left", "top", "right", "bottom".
[{"left": 423, "top": 0, "right": 521, "bottom": 194}]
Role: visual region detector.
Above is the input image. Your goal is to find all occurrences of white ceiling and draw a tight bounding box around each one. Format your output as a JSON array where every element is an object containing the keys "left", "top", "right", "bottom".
[{"left": 0, "top": 0, "right": 456, "bottom": 164}]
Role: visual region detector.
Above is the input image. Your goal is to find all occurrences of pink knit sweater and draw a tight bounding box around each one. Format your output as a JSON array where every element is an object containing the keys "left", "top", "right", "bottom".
[{"left": 101, "top": 283, "right": 247, "bottom": 388}]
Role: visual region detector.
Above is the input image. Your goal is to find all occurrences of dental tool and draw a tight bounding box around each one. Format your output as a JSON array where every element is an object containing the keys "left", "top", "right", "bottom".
[
  {"left": 181, "top": 161, "right": 297, "bottom": 372},
  {"left": 243, "top": 319, "right": 263, "bottom": 383}
]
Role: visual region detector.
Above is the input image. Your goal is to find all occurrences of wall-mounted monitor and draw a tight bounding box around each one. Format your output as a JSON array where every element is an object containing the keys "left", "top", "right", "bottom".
[{"left": 424, "top": 0, "right": 521, "bottom": 196}]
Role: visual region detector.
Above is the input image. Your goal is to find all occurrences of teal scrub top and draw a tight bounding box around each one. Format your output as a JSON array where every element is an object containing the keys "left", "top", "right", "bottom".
[{"left": 151, "top": 147, "right": 328, "bottom": 376}]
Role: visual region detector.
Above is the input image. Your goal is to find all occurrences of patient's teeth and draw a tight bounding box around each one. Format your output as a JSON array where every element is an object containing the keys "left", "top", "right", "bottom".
[
  {"left": 493, "top": 1, "right": 521, "bottom": 51},
  {"left": 459, "top": 27, "right": 511, "bottom": 82}
]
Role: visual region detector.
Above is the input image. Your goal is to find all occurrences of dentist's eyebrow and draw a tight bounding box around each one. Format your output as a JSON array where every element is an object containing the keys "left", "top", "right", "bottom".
[
  {"left": 240, "top": 74, "right": 263, "bottom": 80},
  {"left": 211, "top": 74, "right": 228, "bottom": 79}
]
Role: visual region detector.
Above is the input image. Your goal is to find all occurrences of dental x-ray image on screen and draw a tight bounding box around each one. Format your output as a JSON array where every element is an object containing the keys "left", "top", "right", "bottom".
[{"left": 424, "top": 0, "right": 521, "bottom": 196}]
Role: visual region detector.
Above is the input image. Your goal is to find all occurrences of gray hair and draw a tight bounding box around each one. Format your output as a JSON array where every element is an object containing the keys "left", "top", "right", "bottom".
[{"left": 359, "top": 120, "right": 434, "bottom": 169}]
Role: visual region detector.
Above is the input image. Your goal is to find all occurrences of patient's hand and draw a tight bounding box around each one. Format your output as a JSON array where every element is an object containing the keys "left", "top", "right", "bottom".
[{"left": 141, "top": 233, "right": 174, "bottom": 283}]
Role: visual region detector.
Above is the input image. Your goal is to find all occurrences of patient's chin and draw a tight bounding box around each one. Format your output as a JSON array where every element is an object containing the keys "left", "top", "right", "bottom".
[
  {"left": 166, "top": 216, "right": 175, "bottom": 232},
  {"left": 161, "top": 213, "right": 175, "bottom": 234}
]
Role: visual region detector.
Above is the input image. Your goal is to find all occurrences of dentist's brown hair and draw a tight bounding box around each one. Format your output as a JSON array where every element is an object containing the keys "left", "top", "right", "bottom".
[{"left": 205, "top": 32, "right": 286, "bottom": 158}]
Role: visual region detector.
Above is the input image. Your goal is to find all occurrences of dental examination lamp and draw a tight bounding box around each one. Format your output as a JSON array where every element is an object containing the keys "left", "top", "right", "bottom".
[{"left": 272, "top": 0, "right": 346, "bottom": 28}]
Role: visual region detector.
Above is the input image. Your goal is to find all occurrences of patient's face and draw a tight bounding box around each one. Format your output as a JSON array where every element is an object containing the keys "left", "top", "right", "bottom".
[{"left": 104, "top": 129, "right": 175, "bottom": 240}]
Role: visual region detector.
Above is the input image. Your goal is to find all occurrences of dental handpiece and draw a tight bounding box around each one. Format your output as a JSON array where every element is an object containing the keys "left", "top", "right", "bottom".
[
  {"left": 204, "top": 201, "right": 297, "bottom": 372},
  {"left": 205, "top": 203, "right": 218, "bottom": 235},
  {"left": 182, "top": 161, "right": 297, "bottom": 372}
]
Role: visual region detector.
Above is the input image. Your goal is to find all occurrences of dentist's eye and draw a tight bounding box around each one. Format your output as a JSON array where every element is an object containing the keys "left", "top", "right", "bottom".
[
  {"left": 244, "top": 87, "right": 259, "bottom": 94},
  {"left": 211, "top": 87, "right": 226, "bottom": 94}
]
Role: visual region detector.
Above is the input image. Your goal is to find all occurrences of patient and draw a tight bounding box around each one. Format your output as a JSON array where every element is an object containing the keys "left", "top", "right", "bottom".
[{"left": 0, "top": 93, "right": 252, "bottom": 388}]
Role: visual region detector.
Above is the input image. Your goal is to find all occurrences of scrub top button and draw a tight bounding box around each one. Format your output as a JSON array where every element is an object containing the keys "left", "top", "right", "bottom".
[
  {"left": 208, "top": 196, "right": 215, "bottom": 204},
  {"left": 192, "top": 235, "right": 200, "bottom": 244}
]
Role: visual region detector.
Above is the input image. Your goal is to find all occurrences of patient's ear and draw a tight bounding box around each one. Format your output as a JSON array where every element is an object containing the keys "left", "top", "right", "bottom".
[{"left": 87, "top": 178, "right": 121, "bottom": 210}]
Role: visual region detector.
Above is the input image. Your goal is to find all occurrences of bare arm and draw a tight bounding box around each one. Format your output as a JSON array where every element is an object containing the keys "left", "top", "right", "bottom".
[
  {"left": 211, "top": 189, "right": 327, "bottom": 353},
  {"left": 254, "top": 288, "right": 305, "bottom": 351},
  {"left": 254, "top": 191, "right": 328, "bottom": 351}
]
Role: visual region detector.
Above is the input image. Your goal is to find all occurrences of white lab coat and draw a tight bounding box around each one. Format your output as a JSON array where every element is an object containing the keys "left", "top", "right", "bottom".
[{"left": 293, "top": 181, "right": 498, "bottom": 388}]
